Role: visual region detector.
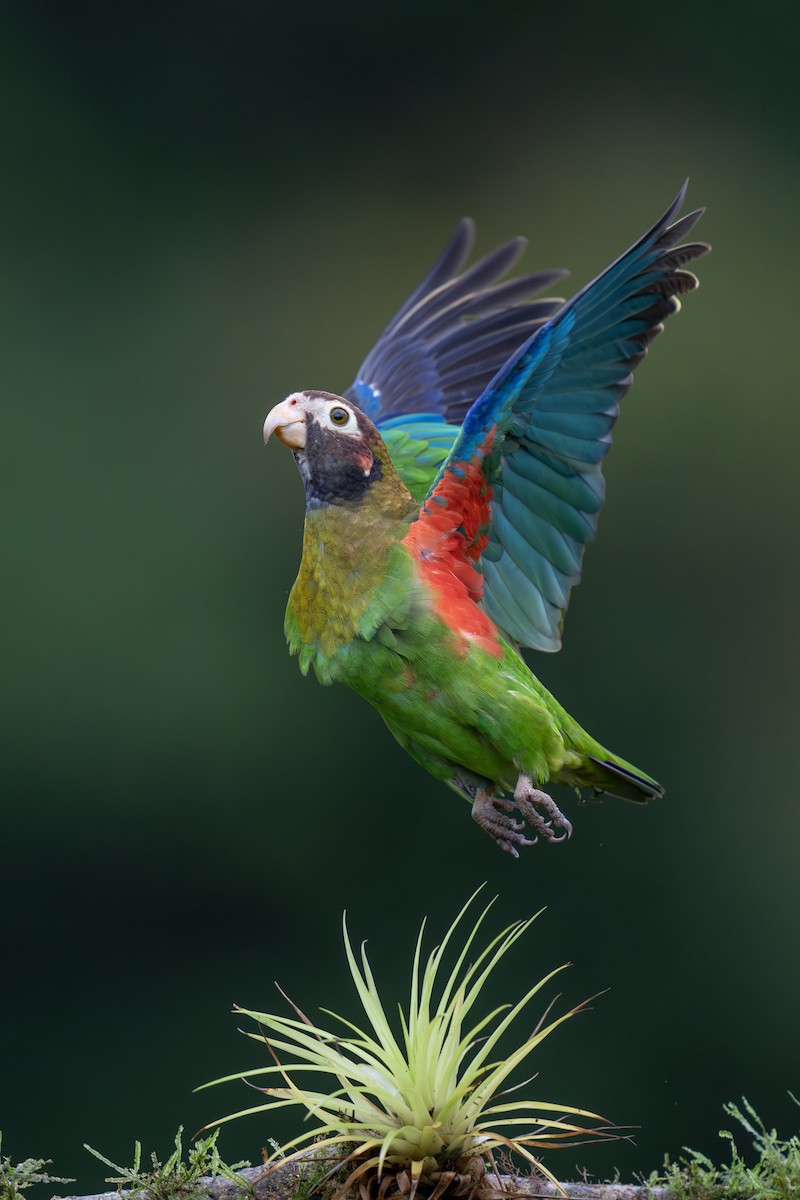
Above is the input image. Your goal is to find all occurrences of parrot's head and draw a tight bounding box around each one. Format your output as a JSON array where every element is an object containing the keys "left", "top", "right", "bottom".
[{"left": 263, "top": 390, "right": 410, "bottom": 511}]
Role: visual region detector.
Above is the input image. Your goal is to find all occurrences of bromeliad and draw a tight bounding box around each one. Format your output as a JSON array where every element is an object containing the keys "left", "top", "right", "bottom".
[
  {"left": 202, "top": 891, "right": 612, "bottom": 1198},
  {"left": 262, "top": 185, "right": 709, "bottom": 855}
]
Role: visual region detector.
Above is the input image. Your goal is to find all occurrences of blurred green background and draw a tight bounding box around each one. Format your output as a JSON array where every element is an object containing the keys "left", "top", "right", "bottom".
[{"left": 2, "top": 0, "right": 799, "bottom": 1190}]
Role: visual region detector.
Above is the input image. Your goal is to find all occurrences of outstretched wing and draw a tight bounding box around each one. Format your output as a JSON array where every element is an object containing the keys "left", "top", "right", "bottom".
[
  {"left": 343, "top": 220, "right": 566, "bottom": 499},
  {"left": 405, "top": 183, "right": 710, "bottom": 652}
]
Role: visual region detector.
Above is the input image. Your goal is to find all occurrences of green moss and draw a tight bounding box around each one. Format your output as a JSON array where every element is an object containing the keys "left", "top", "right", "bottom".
[
  {"left": 0, "top": 1132, "right": 73, "bottom": 1200},
  {"left": 645, "top": 1097, "right": 800, "bottom": 1200},
  {"left": 84, "top": 1127, "right": 251, "bottom": 1200}
]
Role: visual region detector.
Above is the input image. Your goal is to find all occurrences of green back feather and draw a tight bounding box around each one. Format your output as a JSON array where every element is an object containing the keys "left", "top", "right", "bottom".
[{"left": 381, "top": 418, "right": 459, "bottom": 503}]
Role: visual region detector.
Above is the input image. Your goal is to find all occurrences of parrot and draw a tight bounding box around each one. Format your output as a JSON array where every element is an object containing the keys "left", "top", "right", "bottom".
[{"left": 262, "top": 184, "right": 709, "bottom": 855}]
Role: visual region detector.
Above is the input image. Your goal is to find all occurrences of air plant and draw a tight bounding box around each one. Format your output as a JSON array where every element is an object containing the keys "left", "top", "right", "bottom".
[{"left": 202, "top": 891, "right": 612, "bottom": 1200}]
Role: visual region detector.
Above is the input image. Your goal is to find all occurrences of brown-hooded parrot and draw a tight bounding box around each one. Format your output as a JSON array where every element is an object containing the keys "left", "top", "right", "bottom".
[{"left": 262, "top": 184, "right": 708, "bottom": 855}]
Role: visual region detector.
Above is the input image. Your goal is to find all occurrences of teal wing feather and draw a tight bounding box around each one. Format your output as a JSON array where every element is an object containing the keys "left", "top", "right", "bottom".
[{"left": 414, "top": 182, "right": 709, "bottom": 651}]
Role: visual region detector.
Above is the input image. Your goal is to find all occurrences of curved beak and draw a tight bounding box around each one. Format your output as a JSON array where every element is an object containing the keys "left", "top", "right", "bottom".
[{"left": 263, "top": 398, "right": 307, "bottom": 449}]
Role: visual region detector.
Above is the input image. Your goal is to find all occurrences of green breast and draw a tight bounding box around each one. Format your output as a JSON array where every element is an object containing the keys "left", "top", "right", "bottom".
[{"left": 285, "top": 498, "right": 417, "bottom": 683}]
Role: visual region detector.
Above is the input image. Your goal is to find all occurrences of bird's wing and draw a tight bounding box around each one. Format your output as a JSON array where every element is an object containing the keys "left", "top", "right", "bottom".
[
  {"left": 376, "top": 414, "right": 461, "bottom": 503},
  {"left": 407, "top": 183, "right": 710, "bottom": 652},
  {"left": 343, "top": 220, "right": 566, "bottom": 496}
]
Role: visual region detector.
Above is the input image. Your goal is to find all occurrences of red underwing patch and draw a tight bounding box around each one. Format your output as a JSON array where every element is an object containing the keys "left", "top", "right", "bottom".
[{"left": 402, "top": 428, "right": 502, "bottom": 658}]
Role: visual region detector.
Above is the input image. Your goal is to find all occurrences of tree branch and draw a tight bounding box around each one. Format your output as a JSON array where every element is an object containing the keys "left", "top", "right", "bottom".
[{"left": 52, "top": 1161, "right": 670, "bottom": 1200}]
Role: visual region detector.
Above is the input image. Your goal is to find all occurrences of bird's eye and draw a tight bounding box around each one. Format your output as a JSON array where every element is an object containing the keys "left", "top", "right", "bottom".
[{"left": 329, "top": 406, "right": 350, "bottom": 426}]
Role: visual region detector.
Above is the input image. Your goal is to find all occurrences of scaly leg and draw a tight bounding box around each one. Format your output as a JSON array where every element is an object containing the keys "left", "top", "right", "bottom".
[
  {"left": 471, "top": 787, "right": 536, "bottom": 858},
  {"left": 514, "top": 774, "right": 573, "bottom": 843}
]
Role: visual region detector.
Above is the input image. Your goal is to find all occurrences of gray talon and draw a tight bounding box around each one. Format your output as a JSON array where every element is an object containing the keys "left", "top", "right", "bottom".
[
  {"left": 513, "top": 775, "right": 573, "bottom": 845},
  {"left": 471, "top": 779, "right": 572, "bottom": 855},
  {"left": 471, "top": 787, "right": 537, "bottom": 856}
]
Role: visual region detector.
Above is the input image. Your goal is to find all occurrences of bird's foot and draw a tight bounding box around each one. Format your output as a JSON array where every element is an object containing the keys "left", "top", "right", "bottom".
[
  {"left": 471, "top": 787, "right": 537, "bottom": 859},
  {"left": 513, "top": 774, "right": 573, "bottom": 844}
]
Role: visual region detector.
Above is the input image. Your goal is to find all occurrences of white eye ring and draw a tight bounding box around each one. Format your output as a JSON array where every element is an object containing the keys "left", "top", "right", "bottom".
[{"left": 325, "top": 404, "right": 355, "bottom": 431}]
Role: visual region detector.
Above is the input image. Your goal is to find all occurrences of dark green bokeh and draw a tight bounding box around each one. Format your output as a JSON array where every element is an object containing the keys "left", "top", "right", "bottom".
[{"left": 3, "top": 0, "right": 799, "bottom": 1190}]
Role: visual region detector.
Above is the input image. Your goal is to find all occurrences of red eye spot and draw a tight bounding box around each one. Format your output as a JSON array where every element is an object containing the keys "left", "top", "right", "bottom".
[{"left": 290, "top": 398, "right": 297, "bottom": 406}]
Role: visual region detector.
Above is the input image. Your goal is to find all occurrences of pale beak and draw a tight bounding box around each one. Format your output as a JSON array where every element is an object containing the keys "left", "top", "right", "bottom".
[{"left": 263, "top": 399, "right": 307, "bottom": 449}]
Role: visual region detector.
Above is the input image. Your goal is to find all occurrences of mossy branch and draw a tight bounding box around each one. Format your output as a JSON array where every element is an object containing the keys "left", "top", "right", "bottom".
[
  {"left": 51, "top": 1164, "right": 668, "bottom": 1200},
  {"left": 12, "top": 1096, "right": 799, "bottom": 1200}
]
